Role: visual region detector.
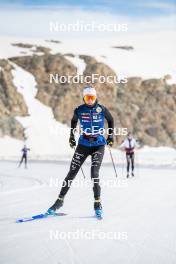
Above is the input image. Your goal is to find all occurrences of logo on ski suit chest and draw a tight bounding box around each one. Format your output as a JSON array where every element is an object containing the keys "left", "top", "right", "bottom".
[{"left": 77, "top": 104, "right": 104, "bottom": 134}]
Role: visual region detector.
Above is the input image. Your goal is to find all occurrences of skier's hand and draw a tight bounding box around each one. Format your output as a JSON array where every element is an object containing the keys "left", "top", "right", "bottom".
[
  {"left": 106, "top": 135, "right": 114, "bottom": 147},
  {"left": 69, "top": 135, "right": 76, "bottom": 148}
]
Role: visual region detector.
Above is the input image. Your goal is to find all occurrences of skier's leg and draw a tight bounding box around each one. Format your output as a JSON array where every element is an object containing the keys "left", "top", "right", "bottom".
[
  {"left": 126, "top": 154, "right": 130, "bottom": 177},
  {"left": 24, "top": 155, "right": 27, "bottom": 168},
  {"left": 48, "top": 145, "right": 89, "bottom": 212},
  {"left": 59, "top": 145, "right": 89, "bottom": 197},
  {"left": 18, "top": 155, "right": 24, "bottom": 167},
  {"left": 91, "top": 145, "right": 105, "bottom": 211},
  {"left": 131, "top": 153, "right": 134, "bottom": 176}
]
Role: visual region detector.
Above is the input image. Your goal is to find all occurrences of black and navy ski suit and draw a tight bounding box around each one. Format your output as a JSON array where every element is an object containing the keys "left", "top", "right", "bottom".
[{"left": 59, "top": 102, "right": 114, "bottom": 200}]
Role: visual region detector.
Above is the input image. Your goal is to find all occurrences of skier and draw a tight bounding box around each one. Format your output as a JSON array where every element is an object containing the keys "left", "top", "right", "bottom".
[
  {"left": 47, "top": 86, "right": 114, "bottom": 218},
  {"left": 120, "top": 132, "right": 139, "bottom": 178},
  {"left": 18, "top": 145, "right": 30, "bottom": 169}
]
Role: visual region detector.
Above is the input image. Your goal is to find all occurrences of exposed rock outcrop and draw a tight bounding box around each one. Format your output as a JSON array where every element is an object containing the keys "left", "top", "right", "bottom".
[
  {"left": 0, "top": 117, "right": 25, "bottom": 139},
  {"left": 8, "top": 53, "right": 176, "bottom": 147},
  {"left": 0, "top": 59, "right": 28, "bottom": 139}
]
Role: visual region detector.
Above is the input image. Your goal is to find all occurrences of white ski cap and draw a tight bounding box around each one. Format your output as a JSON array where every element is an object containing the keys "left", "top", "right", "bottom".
[{"left": 83, "top": 87, "right": 96, "bottom": 97}]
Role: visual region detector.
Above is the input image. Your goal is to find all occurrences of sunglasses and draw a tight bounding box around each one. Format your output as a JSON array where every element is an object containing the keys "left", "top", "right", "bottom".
[{"left": 84, "top": 95, "right": 96, "bottom": 102}]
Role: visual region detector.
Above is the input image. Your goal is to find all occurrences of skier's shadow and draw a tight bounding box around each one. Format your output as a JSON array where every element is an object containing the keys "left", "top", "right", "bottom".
[
  {"left": 71, "top": 215, "right": 95, "bottom": 219},
  {"left": 0, "top": 217, "right": 16, "bottom": 224}
]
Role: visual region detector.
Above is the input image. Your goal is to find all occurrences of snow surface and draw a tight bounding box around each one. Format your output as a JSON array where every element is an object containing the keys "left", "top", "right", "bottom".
[{"left": 0, "top": 161, "right": 176, "bottom": 264}]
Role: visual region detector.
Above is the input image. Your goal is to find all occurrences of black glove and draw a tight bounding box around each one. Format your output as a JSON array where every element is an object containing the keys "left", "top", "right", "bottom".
[
  {"left": 69, "top": 135, "right": 76, "bottom": 148},
  {"left": 106, "top": 135, "right": 114, "bottom": 147}
]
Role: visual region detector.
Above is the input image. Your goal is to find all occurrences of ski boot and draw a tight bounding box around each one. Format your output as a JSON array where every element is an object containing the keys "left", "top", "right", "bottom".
[
  {"left": 47, "top": 196, "right": 64, "bottom": 215},
  {"left": 94, "top": 199, "right": 103, "bottom": 219},
  {"left": 127, "top": 173, "right": 129, "bottom": 178},
  {"left": 131, "top": 172, "right": 134, "bottom": 177}
]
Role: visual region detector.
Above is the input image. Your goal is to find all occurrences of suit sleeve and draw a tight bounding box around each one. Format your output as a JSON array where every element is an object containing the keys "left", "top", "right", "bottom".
[
  {"left": 70, "top": 108, "right": 78, "bottom": 137},
  {"left": 104, "top": 107, "right": 114, "bottom": 137}
]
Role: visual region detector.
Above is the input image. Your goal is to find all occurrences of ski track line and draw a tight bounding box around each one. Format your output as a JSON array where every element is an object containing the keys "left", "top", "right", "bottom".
[
  {"left": 63, "top": 238, "right": 84, "bottom": 264},
  {"left": 0, "top": 171, "right": 43, "bottom": 184},
  {"left": 0, "top": 171, "right": 45, "bottom": 193}
]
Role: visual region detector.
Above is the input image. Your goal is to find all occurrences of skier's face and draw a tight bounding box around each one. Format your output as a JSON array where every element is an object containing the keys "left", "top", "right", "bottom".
[
  {"left": 128, "top": 134, "right": 132, "bottom": 140},
  {"left": 84, "top": 95, "right": 96, "bottom": 106}
]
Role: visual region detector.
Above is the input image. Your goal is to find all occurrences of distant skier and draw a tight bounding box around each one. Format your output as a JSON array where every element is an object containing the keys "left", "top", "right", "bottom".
[
  {"left": 47, "top": 86, "right": 114, "bottom": 218},
  {"left": 120, "top": 132, "right": 139, "bottom": 178},
  {"left": 18, "top": 145, "right": 30, "bottom": 169}
]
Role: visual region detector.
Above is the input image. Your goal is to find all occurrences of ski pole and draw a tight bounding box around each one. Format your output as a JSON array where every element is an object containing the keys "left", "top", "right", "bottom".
[
  {"left": 108, "top": 146, "right": 118, "bottom": 177},
  {"left": 73, "top": 146, "right": 86, "bottom": 179}
]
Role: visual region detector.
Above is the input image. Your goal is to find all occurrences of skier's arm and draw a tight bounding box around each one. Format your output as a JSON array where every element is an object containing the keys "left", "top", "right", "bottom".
[
  {"left": 104, "top": 107, "right": 114, "bottom": 137},
  {"left": 104, "top": 107, "right": 114, "bottom": 146},
  {"left": 69, "top": 108, "right": 78, "bottom": 148},
  {"left": 70, "top": 108, "right": 78, "bottom": 137}
]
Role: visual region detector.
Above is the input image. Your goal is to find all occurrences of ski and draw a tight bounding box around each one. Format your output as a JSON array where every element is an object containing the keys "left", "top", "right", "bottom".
[{"left": 16, "top": 212, "right": 66, "bottom": 223}]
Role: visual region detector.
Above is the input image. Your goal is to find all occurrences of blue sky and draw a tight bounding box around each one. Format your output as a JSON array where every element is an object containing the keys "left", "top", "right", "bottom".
[
  {"left": 0, "top": 0, "right": 175, "bottom": 38},
  {"left": 0, "top": 0, "right": 175, "bottom": 17}
]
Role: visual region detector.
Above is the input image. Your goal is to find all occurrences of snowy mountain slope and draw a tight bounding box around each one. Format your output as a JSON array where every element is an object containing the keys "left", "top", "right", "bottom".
[
  {"left": 0, "top": 32, "right": 176, "bottom": 81},
  {"left": 0, "top": 35, "right": 176, "bottom": 162},
  {"left": 0, "top": 161, "right": 176, "bottom": 264},
  {"left": 11, "top": 63, "right": 72, "bottom": 157}
]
